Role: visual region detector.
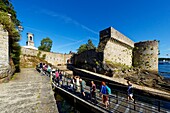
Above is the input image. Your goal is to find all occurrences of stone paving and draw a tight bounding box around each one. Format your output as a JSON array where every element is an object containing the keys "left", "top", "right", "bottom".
[{"left": 0, "top": 68, "right": 58, "bottom": 113}]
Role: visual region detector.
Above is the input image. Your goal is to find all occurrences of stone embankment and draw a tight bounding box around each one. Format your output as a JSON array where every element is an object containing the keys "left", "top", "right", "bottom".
[{"left": 0, "top": 68, "right": 58, "bottom": 113}]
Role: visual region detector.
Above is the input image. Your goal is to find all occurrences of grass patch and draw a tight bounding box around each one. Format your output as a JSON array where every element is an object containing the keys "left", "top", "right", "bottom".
[
  {"left": 105, "top": 60, "right": 132, "bottom": 71},
  {"left": 11, "top": 73, "right": 18, "bottom": 80}
]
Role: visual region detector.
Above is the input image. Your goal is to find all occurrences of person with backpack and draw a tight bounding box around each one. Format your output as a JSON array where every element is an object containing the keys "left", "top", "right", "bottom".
[{"left": 100, "top": 81, "right": 109, "bottom": 108}]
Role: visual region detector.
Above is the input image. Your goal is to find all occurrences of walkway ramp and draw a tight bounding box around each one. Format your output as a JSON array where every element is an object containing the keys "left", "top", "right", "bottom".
[
  {"left": 51, "top": 75, "right": 170, "bottom": 113},
  {"left": 0, "top": 68, "right": 58, "bottom": 113}
]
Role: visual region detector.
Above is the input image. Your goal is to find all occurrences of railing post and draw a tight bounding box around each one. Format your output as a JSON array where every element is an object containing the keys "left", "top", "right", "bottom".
[
  {"left": 116, "top": 91, "right": 118, "bottom": 104},
  {"left": 158, "top": 101, "right": 160, "bottom": 112},
  {"left": 109, "top": 95, "right": 111, "bottom": 109},
  {"left": 95, "top": 91, "right": 97, "bottom": 105},
  {"left": 90, "top": 88, "right": 92, "bottom": 101},
  {"left": 67, "top": 77, "right": 68, "bottom": 87},
  {"left": 134, "top": 96, "right": 136, "bottom": 110}
]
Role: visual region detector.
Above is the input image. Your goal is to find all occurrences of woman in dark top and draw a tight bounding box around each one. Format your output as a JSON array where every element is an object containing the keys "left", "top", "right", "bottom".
[
  {"left": 127, "top": 80, "right": 134, "bottom": 101},
  {"left": 91, "top": 81, "right": 96, "bottom": 98}
]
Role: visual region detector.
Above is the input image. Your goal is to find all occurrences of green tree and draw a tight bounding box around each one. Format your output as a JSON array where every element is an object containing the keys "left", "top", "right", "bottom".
[
  {"left": 0, "top": 0, "right": 20, "bottom": 26},
  {"left": 87, "top": 39, "right": 96, "bottom": 50},
  {"left": 77, "top": 44, "right": 87, "bottom": 54},
  {"left": 77, "top": 39, "right": 96, "bottom": 54},
  {"left": 38, "top": 37, "right": 53, "bottom": 52},
  {"left": 42, "top": 54, "right": 46, "bottom": 60},
  {"left": 0, "top": 0, "right": 21, "bottom": 72}
]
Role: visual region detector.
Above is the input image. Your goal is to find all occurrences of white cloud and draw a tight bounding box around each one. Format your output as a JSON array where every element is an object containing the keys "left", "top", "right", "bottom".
[
  {"left": 39, "top": 9, "right": 98, "bottom": 35},
  {"left": 25, "top": 26, "right": 78, "bottom": 42},
  {"left": 56, "top": 40, "right": 84, "bottom": 49},
  {"left": 25, "top": 26, "right": 43, "bottom": 33}
]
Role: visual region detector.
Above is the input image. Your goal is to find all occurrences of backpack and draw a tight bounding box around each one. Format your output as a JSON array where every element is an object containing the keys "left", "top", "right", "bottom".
[
  {"left": 106, "top": 85, "right": 111, "bottom": 94},
  {"left": 101, "top": 86, "right": 107, "bottom": 94},
  {"left": 55, "top": 72, "right": 59, "bottom": 78}
]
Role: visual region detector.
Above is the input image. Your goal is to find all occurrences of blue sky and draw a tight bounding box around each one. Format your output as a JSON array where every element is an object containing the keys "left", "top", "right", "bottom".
[{"left": 12, "top": 0, "right": 170, "bottom": 57}]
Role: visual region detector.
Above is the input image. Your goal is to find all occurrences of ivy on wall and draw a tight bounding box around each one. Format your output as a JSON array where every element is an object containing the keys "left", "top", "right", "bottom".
[{"left": 0, "top": 0, "right": 21, "bottom": 72}]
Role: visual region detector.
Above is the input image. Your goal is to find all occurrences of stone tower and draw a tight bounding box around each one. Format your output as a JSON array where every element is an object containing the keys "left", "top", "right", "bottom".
[
  {"left": 133, "top": 40, "right": 158, "bottom": 71},
  {"left": 26, "top": 33, "right": 34, "bottom": 47},
  {"left": 98, "top": 27, "right": 134, "bottom": 66}
]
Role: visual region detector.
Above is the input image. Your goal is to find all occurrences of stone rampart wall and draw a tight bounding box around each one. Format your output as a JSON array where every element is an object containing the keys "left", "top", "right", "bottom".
[
  {"left": 110, "top": 27, "right": 134, "bottom": 48},
  {"left": 0, "top": 25, "right": 9, "bottom": 65},
  {"left": 133, "top": 40, "right": 158, "bottom": 71},
  {"left": 75, "top": 27, "right": 158, "bottom": 71},
  {"left": 104, "top": 39, "right": 133, "bottom": 66},
  {"left": 0, "top": 25, "right": 15, "bottom": 83},
  {"left": 98, "top": 27, "right": 134, "bottom": 66},
  {"left": 73, "top": 50, "right": 98, "bottom": 65},
  {"left": 21, "top": 47, "right": 72, "bottom": 66}
]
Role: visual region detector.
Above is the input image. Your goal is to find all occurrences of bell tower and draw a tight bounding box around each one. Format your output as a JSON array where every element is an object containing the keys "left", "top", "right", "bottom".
[{"left": 26, "top": 32, "right": 34, "bottom": 47}]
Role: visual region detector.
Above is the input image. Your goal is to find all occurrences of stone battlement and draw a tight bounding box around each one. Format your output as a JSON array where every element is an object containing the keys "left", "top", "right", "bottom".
[
  {"left": 79, "top": 27, "right": 159, "bottom": 71},
  {"left": 21, "top": 47, "right": 72, "bottom": 66},
  {"left": 100, "top": 27, "right": 134, "bottom": 48}
]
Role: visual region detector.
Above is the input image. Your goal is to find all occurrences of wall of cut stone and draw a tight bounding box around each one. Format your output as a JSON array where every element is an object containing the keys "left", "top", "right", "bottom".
[
  {"left": 21, "top": 47, "right": 72, "bottom": 66},
  {"left": 0, "top": 25, "right": 9, "bottom": 66},
  {"left": 98, "top": 27, "right": 134, "bottom": 66},
  {"left": 73, "top": 50, "right": 98, "bottom": 65},
  {"left": 133, "top": 40, "right": 158, "bottom": 71},
  {"left": 110, "top": 27, "right": 134, "bottom": 48},
  {"left": 0, "top": 25, "right": 15, "bottom": 83},
  {"left": 104, "top": 39, "right": 133, "bottom": 66}
]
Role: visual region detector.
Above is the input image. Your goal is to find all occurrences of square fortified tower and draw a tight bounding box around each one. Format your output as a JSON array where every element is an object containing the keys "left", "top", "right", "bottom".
[{"left": 98, "top": 27, "right": 134, "bottom": 66}]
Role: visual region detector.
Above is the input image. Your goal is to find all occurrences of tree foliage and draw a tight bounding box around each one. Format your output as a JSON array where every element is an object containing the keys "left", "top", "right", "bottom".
[
  {"left": 38, "top": 37, "right": 53, "bottom": 52},
  {"left": 0, "top": 0, "right": 20, "bottom": 26},
  {"left": 0, "top": 0, "right": 21, "bottom": 72},
  {"left": 87, "top": 39, "right": 96, "bottom": 50},
  {"left": 77, "top": 44, "right": 87, "bottom": 54},
  {"left": 77, "top": 39, "right": 96, "bottom": 54}
]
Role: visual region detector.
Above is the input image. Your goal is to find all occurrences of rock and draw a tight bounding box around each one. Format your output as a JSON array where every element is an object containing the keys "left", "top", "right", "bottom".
[{"left": 143, "top": 71, "right": 149, "bottom": 75}]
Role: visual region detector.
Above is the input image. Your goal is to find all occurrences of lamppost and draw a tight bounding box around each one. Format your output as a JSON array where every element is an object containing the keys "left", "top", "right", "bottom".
[{"left": 17, "top": 25, "right": 24, "bottom": 32}]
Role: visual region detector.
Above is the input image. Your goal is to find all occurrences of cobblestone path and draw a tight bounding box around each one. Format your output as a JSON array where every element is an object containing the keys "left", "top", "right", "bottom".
[{"left": 0, "top": 68, "right": 58, "bottom": 113}]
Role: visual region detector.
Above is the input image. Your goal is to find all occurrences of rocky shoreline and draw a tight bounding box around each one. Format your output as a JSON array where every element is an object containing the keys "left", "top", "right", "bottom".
[{"left": 75, "top": 61, "right": 170, "bottom": 94}]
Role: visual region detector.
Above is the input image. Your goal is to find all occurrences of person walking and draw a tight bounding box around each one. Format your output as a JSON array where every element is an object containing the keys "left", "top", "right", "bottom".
[
  {"left": 80, "top": 78, "right": 86, "bottom": 98},
  {"left": 55, "top": 71, "right": 60, "bottom": 86},
  {"left": 127, "top": 80, "right": 134, "bottom": 101},
  {"left": 59, "top": 71, "right": 63, "bottom": 86},
  {"left": 75, "top": 76, "right": 80, "bottom": 92},
  {"left": 100, "top": 81, "right": 109, "bottom": 108},
  {"left": 91, "top": 81, "right": 96, "bottom": 98}
]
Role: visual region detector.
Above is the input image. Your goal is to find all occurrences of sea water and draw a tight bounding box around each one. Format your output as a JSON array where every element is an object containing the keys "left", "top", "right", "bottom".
[{"left": 159, "top": 63, "right": 170, "bottom": 78}]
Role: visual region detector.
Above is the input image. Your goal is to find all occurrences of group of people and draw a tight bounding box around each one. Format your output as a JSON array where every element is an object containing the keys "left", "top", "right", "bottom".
[
  {"left": 38, "top": 63, "right": 52, "bottom": 76},
  {"left": 37, "top": 62, "right": 134, "bottom": 109},
  {"left": 99, "top": 80, "right": 134, "bottom": 108},
  {"left": 68, "top": 75, "right": 87, "bottom": 98}
]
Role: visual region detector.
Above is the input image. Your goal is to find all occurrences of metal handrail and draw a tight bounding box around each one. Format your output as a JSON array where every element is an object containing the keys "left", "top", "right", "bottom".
[
  {"left": 59, "top": 74, "right": 165, "bottom": 112},
  {"left": 37, "top": 67, "right": 169, "bottom": 113},
  {"left": 74, "top": 69, "right": 170, "bottom": 97}
]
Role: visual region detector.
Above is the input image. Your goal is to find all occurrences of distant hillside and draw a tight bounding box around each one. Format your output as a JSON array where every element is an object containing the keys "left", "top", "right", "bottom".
[{"left": 20, "top": 54, "right": 49, "bottom": 68}]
